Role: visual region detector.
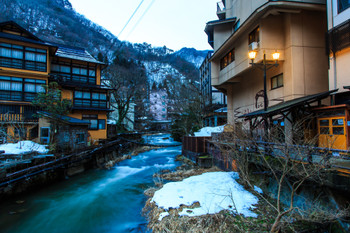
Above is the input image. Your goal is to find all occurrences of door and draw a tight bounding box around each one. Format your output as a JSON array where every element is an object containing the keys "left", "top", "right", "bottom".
[
  {"left": 40, "top": 127, "right": 50, "bottom": 144},
  {"left": 318, "top": 117, "right": 347, "bottom": 150}
]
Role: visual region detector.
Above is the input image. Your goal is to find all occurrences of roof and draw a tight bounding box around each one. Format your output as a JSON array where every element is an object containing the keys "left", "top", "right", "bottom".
[
  {"left": 240, "top": 89, "right": 338, "bottom": 119},
  {"left": 0, "top": 21, "right": 105, "bottom": 66},
  {"left": 205, "top": 17, "right": 237, "bottom": 36},
  {"left": 38, "top": 111, "right": 90, "bottom": 125},
  {"left": 47, "top": 43, "right": 105, "bottom": 65},
  {"left": 0, "top": 21, "right": 43, "bottom": 42}
]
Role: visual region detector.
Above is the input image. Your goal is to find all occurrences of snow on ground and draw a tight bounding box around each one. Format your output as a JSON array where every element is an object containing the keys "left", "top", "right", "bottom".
[
  {"left": 193, "top": 125, "right": 225, "bottom": 137},
  {"left": 0, "top": 141, "right": 49, "bottom": 155},
  {"left": 152, "top": 172, "right": 259, "bottom": 221}
]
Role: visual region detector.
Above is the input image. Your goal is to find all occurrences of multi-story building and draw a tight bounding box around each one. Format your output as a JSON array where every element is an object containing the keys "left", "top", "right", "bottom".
[
  {"left": 205, "top": 0, "right": 330, "bottom": 140},
  {"left": 200, "top": 51, "right": 227, "bottom": 126},
  {"left": 313, "top": 0, "right": 350, "bottom": 150},
  {"left": 0, "top": 21, "right": 109, "bottom": 144}
]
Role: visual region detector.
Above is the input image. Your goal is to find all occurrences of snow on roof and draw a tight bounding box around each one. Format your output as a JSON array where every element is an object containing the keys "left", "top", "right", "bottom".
[
  {"left": 152, "top": 172, "right": 259, "bottom": 220},
  {"left": 193, "top": 125, "right": 225, "bottom": 137},
  {"left": 0, "top": 141, "right": 49, "bottom": 155}
]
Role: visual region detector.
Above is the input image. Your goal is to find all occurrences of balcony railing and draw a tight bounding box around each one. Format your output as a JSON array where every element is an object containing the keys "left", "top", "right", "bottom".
[
  {"left": 73, "top": 99, "right": 109, "bottom": 109},
  {"left": 50, "top": 73, "right": 96, "bottom": 86},
  {"left": 0, "top": 113, "right": 37, "bottom": 123},
  {"left": 327, "top": 18, "right": 350, "bottom": 54}
]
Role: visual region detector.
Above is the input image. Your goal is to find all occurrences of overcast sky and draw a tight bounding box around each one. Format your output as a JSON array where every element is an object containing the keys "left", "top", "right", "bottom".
[{"left": 68, "top": 0, "right": 218, "bottom": 51}]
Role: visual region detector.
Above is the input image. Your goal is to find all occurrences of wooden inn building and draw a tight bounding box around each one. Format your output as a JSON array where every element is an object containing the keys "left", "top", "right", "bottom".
[{"left": 0, "top": 21, "right": 109, "bottom": 145}]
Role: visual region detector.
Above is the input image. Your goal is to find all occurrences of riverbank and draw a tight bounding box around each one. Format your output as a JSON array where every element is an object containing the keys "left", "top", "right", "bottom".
[{"left": 143, "top": 156, "right": 277, "bottom": 233}]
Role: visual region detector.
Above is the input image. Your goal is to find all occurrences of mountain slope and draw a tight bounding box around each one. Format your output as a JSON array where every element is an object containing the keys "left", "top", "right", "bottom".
[
  {"left": 1, "top": 0, "right": 208, "bottom": 124},
  {"left": 1, "top": 0, "right": 120, "bottom": 58}
]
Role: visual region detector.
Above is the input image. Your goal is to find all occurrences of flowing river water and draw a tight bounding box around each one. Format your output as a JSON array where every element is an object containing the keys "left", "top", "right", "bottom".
[{"left": 0, "top": 134, "right": 181, "bottom": 233}]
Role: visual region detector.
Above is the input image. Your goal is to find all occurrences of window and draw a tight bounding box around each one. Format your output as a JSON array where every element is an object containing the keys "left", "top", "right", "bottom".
[
  {"left": 98, "top": 119, "right": 106, "bottom": 130},
  {"left": 76, "top": 133, "right": 85, "bottom": 144},
  {"left": 338, "top": 0, "right": 350, "bottom": 13},
  {"left": 271, "top": 74, "right": 283, "bottom": 89},
  {"left": 74, "top": 90, "right": 108, "bottom": 109},
  {"left": 0, "top": 76, "right": 45, "bottom": 101},
  {"left": 83, "top": 115, "right": 105, "bottom": 130},
  {"left": 220, "top": 48, "right": 235, "bottom": 70},
  {"left": 249, "top": 27, "right": 260, "bottom": 44},
  {"left": 0, "top": 43, "right": 47, "bottom": 72},
  {"left": 51, "top": 61, "right": 97, "bottom": 85}
]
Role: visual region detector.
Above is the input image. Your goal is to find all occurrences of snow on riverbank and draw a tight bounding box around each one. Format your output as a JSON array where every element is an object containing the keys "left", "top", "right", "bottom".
[
  {"left": 0, "top": 141, "right": 49, "bottom": 155},
  {"left": 151, "top": 172, "right": 259, "bottom": 221},
  {"left": 193, "top": 125, "right": 225, "bottom": 137}
]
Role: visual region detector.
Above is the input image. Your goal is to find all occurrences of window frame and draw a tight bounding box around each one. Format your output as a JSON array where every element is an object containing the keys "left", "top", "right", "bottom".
[
  {"left": 338, "top": 0, "right": 350, "bottom": 13},
  {"left": 74, "top": 90, "right": 108, "bottom": 109},
  {"left": 0, "top": 43, "right": 47, "bottom": 72},
  {"left": 249, "top": 26, "right": 260, "bottom": 44},
  {"left": 0, "top": 76, "right": 46, "bottom": 102},
  {"left": 220, "top": 48, "right": 235, "bottom": 70},
  {"left": 271, "top": 74, "right": 283, "bottom": 90},
  {"left": 51, "top": 61, "right": 97, "bottom": 85}
]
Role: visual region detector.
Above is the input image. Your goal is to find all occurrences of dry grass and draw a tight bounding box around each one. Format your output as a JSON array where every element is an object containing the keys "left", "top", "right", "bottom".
[{"left": 143, "top": 166, "right": 276, "bottom": 233}]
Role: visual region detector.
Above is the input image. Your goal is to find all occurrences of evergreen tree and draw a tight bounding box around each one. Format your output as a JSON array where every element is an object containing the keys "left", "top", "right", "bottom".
[{"left": 32, "top": 82, "right": 72, "bottom": 146}]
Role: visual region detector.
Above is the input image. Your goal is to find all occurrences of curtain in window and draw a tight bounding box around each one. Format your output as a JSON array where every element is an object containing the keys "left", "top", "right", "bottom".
[
  {"left": 36, "top": 54, "right": 46, "bottom": 62},
  {"left": 1, "top": 48, "right": 11, "bottom": 57},
  {"left": 72, "top": 67, "right": 80, "bottom": 74},
  {"left": 75, "top": 91, "right": 83, "bottom": 98},
  {"left": 90, "top": 119, "right": 98, "bottom": 129},
  {"left": 61, "top": 66, "right": 70, "bottom": 73},
  {"left": 12, "top": 82, "right": 22, "bottom": 91},
  {"left": 25, "top": 52, "right": 36, "bottom": 61},
  {"left": 0, "top": 81, "right": 11, "bottom": 90},
  {"left": 12, "top": 50, "right": 23, "bottom": 59},
  {"left": 25, "top": 83, "right": 36, "bottom": 92},
  {"left": 80, "top": 68, "right": 87, "bottom": 75},
  {"left": 83, "top": 92, "right": 90, "bottom": 99}
]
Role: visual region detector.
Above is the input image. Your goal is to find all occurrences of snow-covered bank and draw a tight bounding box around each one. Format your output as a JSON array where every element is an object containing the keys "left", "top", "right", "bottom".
[
  {"left": 151, "top": 171, "right": 259, "bottom": 220},
  {"left": 0, "top": 141, "right": 49, "bottom": 155},
  {"left": 193, "top": 125, "right": 225, "bottom": 137}
]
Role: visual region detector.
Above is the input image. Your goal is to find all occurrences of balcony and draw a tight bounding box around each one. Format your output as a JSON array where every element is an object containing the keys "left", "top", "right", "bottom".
[
  {"left": 0, "top": 113, "right": 38, "bottom": 123},
  {"left": 50, "top": 73, "right": 96, "bottom": 87},
  {"left": 327, "top": 18, "right": 350, "bottom": 54},
  {"left": 73, "top": 99, "right": 110, "bottom": 111},
  {"left": 217, "top": 1, "right": 226, "bottom": 20}
]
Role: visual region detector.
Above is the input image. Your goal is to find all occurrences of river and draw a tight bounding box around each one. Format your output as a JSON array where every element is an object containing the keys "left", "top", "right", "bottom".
[{"left": 0, "top": 134, "right": 181, "bottom": 233}]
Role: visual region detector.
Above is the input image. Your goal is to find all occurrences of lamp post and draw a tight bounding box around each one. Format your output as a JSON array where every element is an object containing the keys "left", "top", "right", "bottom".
[{"left": 248, "top": 50, "right": 280, "bottom": 139}]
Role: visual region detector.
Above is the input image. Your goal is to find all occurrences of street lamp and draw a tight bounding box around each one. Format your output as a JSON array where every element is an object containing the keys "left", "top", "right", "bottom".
[
  {"left": 248, "top": 50, "right": 280, "bottom": 111},
  {"left": 249, "top": 49, "right": 280, "bottom": 141}
]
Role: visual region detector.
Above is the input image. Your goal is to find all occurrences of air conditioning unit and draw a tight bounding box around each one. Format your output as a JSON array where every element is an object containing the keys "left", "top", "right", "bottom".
[{"left": 248, "top": 42, "right": 259, "bottom": 51}]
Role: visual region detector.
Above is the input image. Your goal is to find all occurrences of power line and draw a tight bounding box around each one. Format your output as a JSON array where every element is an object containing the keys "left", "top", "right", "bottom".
[
  {"left": 126, "top": 0, "right": 156, "bottom": 39},
  {"left": 118, "top": 0, "right": 146, "bottom": 38}
]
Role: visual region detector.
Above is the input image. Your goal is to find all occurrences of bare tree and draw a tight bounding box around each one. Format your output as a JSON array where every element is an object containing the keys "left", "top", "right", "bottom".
[
  {"left": 103, "top": 55, "right": 148, "bottom": 131},
  {"left": 212, "top": 117, "right": 349, "bottom": 232},
  {"left": 167, "top": 78, "right": 203, "bottom": 140}
]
